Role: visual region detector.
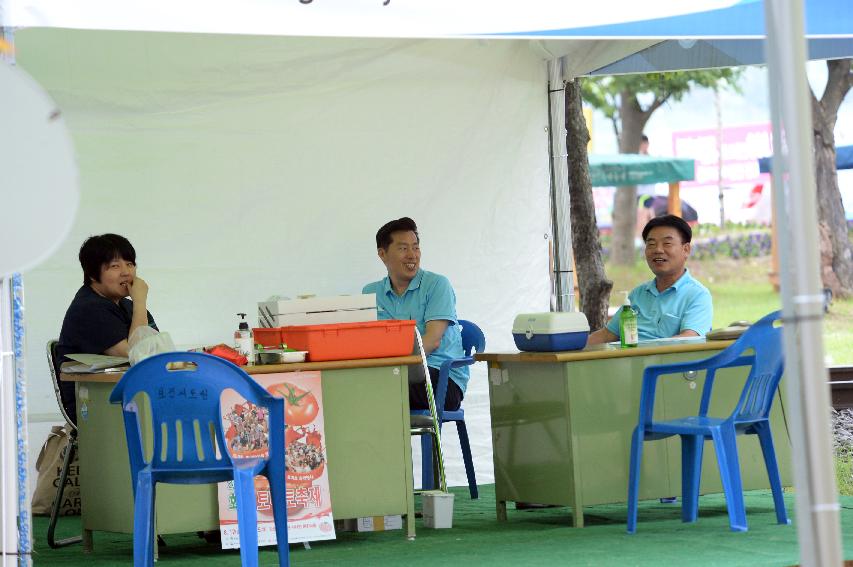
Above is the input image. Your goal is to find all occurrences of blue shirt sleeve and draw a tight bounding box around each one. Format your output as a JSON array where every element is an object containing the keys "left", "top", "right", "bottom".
[
  {"left": 679, "top": 286, "right": 713, "bottom": 336},
  {"left": 605, "top": 312, "right": 619, "bottom": 336},
  {"left": 423, "top": 275, "right": 458, "bottom": 325}
]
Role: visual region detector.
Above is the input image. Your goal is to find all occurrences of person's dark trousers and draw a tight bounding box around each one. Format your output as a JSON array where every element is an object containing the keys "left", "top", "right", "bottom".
[{"left": 408, "top": 364, "right": 463, "bottom": 411}]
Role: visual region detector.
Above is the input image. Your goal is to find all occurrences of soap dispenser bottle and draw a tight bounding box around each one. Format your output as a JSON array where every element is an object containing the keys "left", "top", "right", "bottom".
[
  {"left": 619, "top": 292, "right": 639, "bottom": 349},
  {"left": 234, "top": 313, "right": 254, "bottom": 364}
]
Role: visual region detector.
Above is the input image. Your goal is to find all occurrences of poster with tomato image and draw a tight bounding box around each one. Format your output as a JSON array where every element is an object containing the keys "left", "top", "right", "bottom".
[{"left": 217, "top": 371, "right": 335, "bottom": 548}]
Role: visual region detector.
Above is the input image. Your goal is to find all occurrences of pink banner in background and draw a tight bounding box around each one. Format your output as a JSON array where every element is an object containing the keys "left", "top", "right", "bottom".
[
  {"left": 673, "top": 123, "right": 772, "bottom": 189},
  {"left": 217, "top": 371, "right": 335, "bottom": 548},
  {"left": 672, "top": 123, "right": 774, "bottom": 224}
]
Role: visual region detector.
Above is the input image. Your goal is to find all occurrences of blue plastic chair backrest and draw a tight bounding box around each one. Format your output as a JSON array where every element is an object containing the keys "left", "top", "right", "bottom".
[
  {"left": 459, "top": 320, "right": 485, "bottom": 358},
  {"left": 109, "top": 352, "right": 279, "bottom": 472},
  {"left": 728, "top": 311, "right": 784, "bottom": 422},
  {"left": 638, "top": 311, "right": 784, "bottom": 431}
]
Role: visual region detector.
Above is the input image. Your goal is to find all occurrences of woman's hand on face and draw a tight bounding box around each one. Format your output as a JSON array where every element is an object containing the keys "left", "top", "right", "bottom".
[{"left": 127, "top": 276, "right": 149, "bottom": 303}]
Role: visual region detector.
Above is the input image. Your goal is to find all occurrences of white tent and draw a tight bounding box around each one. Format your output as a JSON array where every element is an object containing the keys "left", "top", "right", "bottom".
[
  {"left": 2, "top": 1, "right": 849, "bottom": 564},
  {"left": 10, "top": 29, "right": 559, "bottom": 490}
]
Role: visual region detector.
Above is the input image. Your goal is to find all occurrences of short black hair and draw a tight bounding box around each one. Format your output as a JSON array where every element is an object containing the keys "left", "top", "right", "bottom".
[
  {"left": 641, "top": 134, "right": 649, "bottom": 143},
  {"left": 642, "top": 214, "right": 692, "bottom": 243},
  {"left": 79, "top": 234, "right": 136, "bottom": 285},
  {"left": 376, "top": 217, "right": 419, "bottom": 250}
]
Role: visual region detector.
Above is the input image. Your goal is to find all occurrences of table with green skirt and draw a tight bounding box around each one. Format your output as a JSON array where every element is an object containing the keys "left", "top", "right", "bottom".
[
  {"left": 61, "top": 355, "right": 420, "bottom": 549},
  {"left": 477, "top": 339, "right": 792, "bottom": 527}
]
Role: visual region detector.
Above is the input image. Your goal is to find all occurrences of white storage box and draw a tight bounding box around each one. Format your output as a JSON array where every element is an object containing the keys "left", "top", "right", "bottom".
[
  {"left": 512, "top": 312, "right": 590, "bottom": 352},
  {"left": 258, "top": 294, "right": 377, "bottom": 327},
  {"left": 422, "top": 491, "right": 454, "bottom": 529}
]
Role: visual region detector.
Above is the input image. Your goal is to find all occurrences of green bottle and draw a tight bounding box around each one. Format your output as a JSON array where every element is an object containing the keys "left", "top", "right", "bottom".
[{"left": 619, "top": 292, "right": 639, "bottom": 348}]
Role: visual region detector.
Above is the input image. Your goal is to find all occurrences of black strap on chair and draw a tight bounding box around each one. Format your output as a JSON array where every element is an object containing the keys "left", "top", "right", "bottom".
[{"left": 45, "top": 340, "right": 82, "bottom": 549}]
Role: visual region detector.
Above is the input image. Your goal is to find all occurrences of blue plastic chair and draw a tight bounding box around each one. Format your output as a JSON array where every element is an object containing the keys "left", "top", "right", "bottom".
[
  {"left": 627, "top": 311, "right": 789, "bottom": 533},
  {"left": 109, "top": 352, "right": 289, "bottom": 567},
  {"left": 413, "top": 320, "right": 485, "bottom": 499}
]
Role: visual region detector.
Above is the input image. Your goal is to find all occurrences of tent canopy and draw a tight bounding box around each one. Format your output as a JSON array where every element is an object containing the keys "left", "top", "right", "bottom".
[
  {"left": 3, "top": 0, "right": 850, "bottom": 40},
  {"left": 5, "top": 1, "right": 852, "bottom": 79},
  {"left": 588, "top": 154, "right": 695, "bottom": 187},
  {"left": 758, "top": 145, "right": 853, "bottom": 172}
]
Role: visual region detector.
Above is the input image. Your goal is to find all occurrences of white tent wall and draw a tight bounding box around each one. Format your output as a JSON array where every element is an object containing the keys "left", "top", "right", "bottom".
[{"left": 14, "top": 29, "right": 554, "bottom": 490}]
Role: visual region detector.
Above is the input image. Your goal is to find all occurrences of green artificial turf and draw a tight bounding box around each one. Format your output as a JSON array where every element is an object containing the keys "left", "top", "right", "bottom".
[{"left": 30, "top": 484, "right": 853, "bottom": 566}]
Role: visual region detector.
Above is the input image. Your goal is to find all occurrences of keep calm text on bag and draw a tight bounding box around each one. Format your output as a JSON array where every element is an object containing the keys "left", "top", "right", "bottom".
[{"left": 31, "top": 425, "right": 80, "bottom": 516}]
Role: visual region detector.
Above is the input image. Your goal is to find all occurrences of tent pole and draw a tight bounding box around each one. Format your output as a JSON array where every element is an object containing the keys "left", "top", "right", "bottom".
[
  {"left": 769, "top": 202, "right": 780, "bottom": 292},
  {"left": 764, "top": 1, "right": 842, "bottom": 566},
  {"left": 0, "top": 276, "right": 28, "bottom": 567},
  {"left": 546, "top": 57, "right": 575, "bottom": 313}
]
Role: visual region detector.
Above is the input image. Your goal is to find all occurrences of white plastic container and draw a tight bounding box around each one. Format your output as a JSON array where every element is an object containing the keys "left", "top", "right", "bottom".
[
  {"left": 422, "top": 490, "right": 454, "bottom": 529},
  {"left": 258, "top": 294, "right": 377, "bottom": 327},
  {"left": 234, "top": 313, "right": 254, "bottom": 364},
  {"left": 512, "top": 312, "right": 590, "bottom": 352}
]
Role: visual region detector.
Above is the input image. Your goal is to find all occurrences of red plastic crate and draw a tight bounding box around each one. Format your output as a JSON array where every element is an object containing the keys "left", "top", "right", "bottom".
[
  {"left": 280, "top": 320, "right": 416, "bottom": 362},
  {"left": 253, "top": 327, "right": 283, "bottom": 349}
]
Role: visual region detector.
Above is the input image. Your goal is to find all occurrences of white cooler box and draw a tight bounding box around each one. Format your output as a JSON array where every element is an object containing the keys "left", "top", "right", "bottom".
[{"left": 512, "top": 312, "right": 590, "bottom": 352}]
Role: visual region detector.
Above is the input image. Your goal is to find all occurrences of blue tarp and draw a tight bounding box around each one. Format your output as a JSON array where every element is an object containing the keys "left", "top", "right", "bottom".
[
  {"left": 758, "top": 145, "right": 853, "bottom": 173},
  {"left": 580, "top": 0, "right": 853, "bottom": 75}
]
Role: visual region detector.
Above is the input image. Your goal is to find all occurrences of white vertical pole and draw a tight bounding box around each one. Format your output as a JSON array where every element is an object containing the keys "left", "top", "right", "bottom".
[
  {"left": 547, "top": 57, "right": 575, "bottom": 313},
  {"left": 764, "top": 1, "right": 842, "bottom": 565},
  {"left": 11, "top": 276, "right": 31, "bottom": 567},
  {"left": 0, "top": 277, "right": 25, "bottom": 567}
]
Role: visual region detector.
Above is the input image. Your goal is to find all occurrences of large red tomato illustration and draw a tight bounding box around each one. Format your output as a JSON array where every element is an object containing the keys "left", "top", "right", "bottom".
[{"left": 267, "top": 382, "right": 319, "bottom": 426}]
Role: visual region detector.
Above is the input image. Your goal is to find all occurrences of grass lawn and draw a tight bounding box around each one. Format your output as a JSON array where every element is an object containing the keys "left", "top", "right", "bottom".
[{"left": 603, "top": 254, "right": 853, "bottom": 365}]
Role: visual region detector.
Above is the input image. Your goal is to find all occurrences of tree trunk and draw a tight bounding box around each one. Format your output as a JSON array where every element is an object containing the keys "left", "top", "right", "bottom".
[
  {"left": 610, "top": 92, "right": 649, "bottom": 265},
  {"left": 565, "top": 78, "right": 613, "bottom": 329},
  {"left": 814, "top": 137, "right": 853, "bottom": 296},
  {"left": 811, "top": 59, "right": 853, "bottom": 297}
]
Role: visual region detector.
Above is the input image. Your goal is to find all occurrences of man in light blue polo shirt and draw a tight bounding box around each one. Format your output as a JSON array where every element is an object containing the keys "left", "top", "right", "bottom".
[
  {"left": 588, "top": 215, "right": 713, "bottom": 344},
  {"left": 363, "top": 217, "right": 468, "bottom": 411}
]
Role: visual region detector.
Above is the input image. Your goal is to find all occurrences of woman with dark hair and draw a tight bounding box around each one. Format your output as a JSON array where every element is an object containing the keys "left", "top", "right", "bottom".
[{"left": 55, "top": 234, "right": 157, "bottom": 422}]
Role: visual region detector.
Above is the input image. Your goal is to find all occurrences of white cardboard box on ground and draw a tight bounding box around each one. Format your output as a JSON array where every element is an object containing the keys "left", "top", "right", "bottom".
[
  {"left": 422, "top": 490, "right": 454, "bottom": 529},
  {"left": 258, "top": 294, "right": 377, "bottom": 327},
  {"left": 356, "top": 515, "right": 403, "bottom": 532},
  {"left": 340, "top": 515, "right": 403, "bottom": 532}
]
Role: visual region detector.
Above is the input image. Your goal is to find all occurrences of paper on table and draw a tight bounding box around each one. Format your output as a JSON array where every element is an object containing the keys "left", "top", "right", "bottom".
[
  {"left": 65, "top": 353, "right": 129, "bottom": 372},
  {"left": 640, "top": 336, "right": 705, "bottom": 344},
  {"left": 607, "top": 336, "right": 705, "bottom": 347}
]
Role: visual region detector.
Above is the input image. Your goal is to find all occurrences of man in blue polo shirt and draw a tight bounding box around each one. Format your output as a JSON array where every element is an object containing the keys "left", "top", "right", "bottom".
[
  {"left": 363, "top": 217, "right": 468, "bottom": 411},
  {"left": 588, "top": 215, "right": 712, "bottom": 344}
]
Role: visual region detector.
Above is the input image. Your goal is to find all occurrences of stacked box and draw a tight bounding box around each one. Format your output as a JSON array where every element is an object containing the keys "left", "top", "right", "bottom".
[{"left": 258, "top": 294, "right": 377, "bottom": 327}]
